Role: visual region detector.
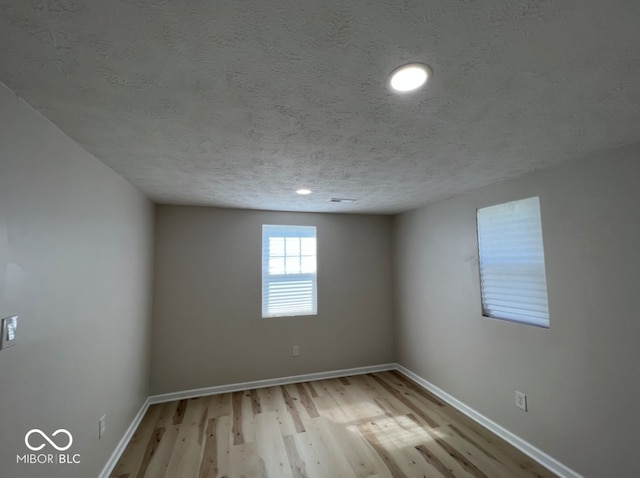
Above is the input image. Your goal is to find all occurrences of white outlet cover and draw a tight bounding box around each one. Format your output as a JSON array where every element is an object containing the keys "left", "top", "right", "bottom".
[
  {"left": 515, "top": 391, "right": 527, "bottom": 411},
  {"left": 99, "top": 415, "right": 106, "bottom": 439}
]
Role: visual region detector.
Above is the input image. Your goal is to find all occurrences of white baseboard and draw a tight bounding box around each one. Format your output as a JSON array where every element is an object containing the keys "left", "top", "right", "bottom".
[
  {"left": 148, "top": 363, "right": 396, "bottom": 404},
  {"left": 394, "top": 364, "right": 583, "bottom": 478},
  {"left": 98, "top": 397, "right": 151, "bottom": 478},
  {"left": 98, "top": 363, "right": 395, "bottom": 477},
  {"left": 99, "top": 363, "right": 581, "bottom": 478}
]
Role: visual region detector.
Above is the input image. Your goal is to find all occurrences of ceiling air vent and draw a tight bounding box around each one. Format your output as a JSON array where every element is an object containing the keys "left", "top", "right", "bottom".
[{"left": 330, "top": 198, "right": 356, "bottom": 203}]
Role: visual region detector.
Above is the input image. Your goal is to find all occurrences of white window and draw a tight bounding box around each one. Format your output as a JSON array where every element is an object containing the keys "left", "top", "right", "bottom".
[
  {"left": 262, "top": 225, "right": 317, "bottom": 318},
  {"left": 476, "top": 196, "right": 550, "bottom": 328}
]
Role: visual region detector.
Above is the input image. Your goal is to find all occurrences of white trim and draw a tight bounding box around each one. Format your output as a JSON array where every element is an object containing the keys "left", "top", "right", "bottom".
[
  {"left": 148, "top": 363, "right": 396, "bottom": 404},
  {"left": 98, "top": 397, "right": 151, "bottom": 478},
  {"left": 100, "top": 363, "right": 582, "bottom": 478},
  {"left": 99, "top": 364, "right": 394, "bottom": 476},
  {"left": 394, "top": 365, "right": 583, "bottom": 478}
]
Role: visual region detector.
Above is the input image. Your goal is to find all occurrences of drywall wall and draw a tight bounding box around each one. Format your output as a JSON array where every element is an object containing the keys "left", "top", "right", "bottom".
[
  {"left": 151, "top": 206, "right": 394, "bottom": 394},
  {"left": 0, "top": 84, "right": 154, "bottom": 478},
  {"left": 393, "top": 142, "right": 640, "bottom": 477}
]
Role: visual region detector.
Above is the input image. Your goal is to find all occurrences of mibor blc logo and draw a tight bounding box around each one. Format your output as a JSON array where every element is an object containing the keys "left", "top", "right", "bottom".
[
  {"left": 17, "top": 429, "right": 81, "bottom": 465},
  {"left": 25, "top": 429, "right": 73, "bottom": 451}
]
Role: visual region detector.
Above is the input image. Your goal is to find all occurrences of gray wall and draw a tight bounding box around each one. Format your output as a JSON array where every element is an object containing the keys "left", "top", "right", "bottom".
[
  {"left": 393, "top": 143, "right": 640, "bottom": 477},
  {"left": 151, "top": 206, "right": 394, "bottom": 394},
  {"left": 4, "top": 72, "right": 637, "bottom": 477},
  {"left": 0, "top": 84, "right": 154, "bottom": 478}
]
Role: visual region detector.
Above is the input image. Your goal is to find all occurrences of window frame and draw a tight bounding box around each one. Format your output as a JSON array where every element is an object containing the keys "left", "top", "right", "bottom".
[
  {"left": 261, "top": 224, "right": 317, "bottom": 319},
  {"left": 476, "top": 196, "right": 550, "bottom": 328}
]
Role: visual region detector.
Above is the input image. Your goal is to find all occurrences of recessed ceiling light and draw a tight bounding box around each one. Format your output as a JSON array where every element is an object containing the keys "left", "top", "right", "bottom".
[
  {"left": 388, "top": 63, "right": 431, "bottom": 93},
  {"left": 296, "top": 188, "right": 312, "bottom": 195}
]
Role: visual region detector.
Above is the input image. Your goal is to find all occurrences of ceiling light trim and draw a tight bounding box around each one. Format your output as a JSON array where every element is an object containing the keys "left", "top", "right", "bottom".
[{"left": 387, "top": 63, "right": 431, "bottom": 93}]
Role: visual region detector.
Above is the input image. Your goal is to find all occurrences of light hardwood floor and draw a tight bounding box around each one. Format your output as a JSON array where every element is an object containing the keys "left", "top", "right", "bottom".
[{"left": 110, "top": 371, "right": 557, "bottom": 477}]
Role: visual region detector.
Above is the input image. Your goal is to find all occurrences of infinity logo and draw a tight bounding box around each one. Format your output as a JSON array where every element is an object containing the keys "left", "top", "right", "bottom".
[{"left": 25, "top": 429, "right": 73, "bottom": 451}]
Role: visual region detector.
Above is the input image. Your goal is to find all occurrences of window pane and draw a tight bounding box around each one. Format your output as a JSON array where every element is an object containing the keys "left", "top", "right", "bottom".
[
  {"left": 285, "top": 237, "right": 300, "bottom": 256},
  {"left": 269, "top": 237, "right": 285, "bottom": 256},
  {"left": 284, "top": 256, "right": 299, "bottom": 274},
  {"left": 269, "top": 257, "right": 285, "bottom": 275},
  {"left": 300, "top": 237, "right": 316, "bottom": 255},
  {"left": 300, "top": 256, "right": 316, "bottom": 273},
  {"left": 477, "top": 197, "right": 549, "bottom": 328}
]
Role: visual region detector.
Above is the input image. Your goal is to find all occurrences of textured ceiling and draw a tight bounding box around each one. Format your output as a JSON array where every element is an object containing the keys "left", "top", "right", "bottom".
[{"left": 1, "top": 1, "right": 640, "bottom": 214}]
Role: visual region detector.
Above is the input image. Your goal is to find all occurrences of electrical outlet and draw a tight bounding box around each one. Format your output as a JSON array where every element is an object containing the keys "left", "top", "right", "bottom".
[
  {"left": 292, "top": 345, "right": 299, "bottom": 356},
  {"left": 99, "top": 415, "right": 106, "bottom": 439},
  {"left": 515, "top": 391, "right": 527, "bottom": 411}
]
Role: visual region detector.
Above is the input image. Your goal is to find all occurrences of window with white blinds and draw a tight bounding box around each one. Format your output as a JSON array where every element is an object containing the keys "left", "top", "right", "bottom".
[
  {"left": 476, "top": 196, "right": 550, "bottom": 328},
  {"left": 262, "top": 225, "right": 317, "bottom": 318}
]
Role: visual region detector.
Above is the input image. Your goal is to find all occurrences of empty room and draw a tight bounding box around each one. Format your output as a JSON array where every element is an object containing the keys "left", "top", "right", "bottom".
[{"left": 1, "top": 1, "right": 639, "bottom": 477}]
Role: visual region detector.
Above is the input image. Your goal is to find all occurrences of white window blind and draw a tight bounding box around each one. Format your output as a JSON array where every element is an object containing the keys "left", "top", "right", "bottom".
[
  {"left": 476, "top": 196, "right": 550, "bottom": 328},
  {"left": 262, "top": 225, "right": 317, "bottom": 318}
]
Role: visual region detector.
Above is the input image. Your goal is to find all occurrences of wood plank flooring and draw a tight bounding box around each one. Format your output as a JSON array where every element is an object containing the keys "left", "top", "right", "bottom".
[{"left": 110, "top": 371, "right": 557, "bottom": 478}]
